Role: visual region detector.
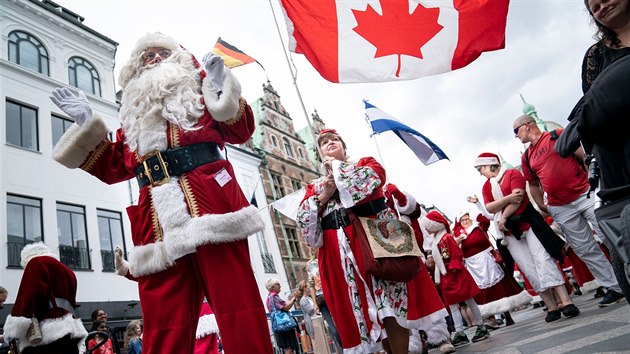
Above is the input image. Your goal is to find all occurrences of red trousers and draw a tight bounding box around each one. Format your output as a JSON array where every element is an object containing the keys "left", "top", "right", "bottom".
[{"left": 138, "top": 240, "right": 272, "bottom": 353}]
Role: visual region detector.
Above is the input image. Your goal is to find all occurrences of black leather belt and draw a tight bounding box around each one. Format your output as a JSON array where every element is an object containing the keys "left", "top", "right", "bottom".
[
  {"left": 135, "top": 143, "right": 224, "bottom": 188},
  {"left": 321, "top": 197, "right": 388, "bottom": 230}
]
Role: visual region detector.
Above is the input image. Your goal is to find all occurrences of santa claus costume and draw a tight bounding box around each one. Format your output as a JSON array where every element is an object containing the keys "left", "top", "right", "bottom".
[
  {"left": 383, "top": 184, "right": 454, "bottom": 352},
  {"left": 296, "top": 130, "right": 449, "bottom": 353},
  {"left": 4, "top": 242, "right": 88, "bottom": 354},
  {"left": 195, "top": 301, "right": 220, "bottom": 354},
  {"left": 453, "top": 212, "right": 532, "bottom": 319},
  {"left": 51, "top": 33, "right": 271, "bottom": 353},
  {"left": 421, "top": 211, "right": 490, "bottom": 346}
]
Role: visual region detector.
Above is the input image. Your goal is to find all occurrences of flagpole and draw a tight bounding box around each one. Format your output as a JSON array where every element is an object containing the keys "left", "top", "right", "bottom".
[
  {"left": 364, "top": 111, "right": 387, "bottom": 171},
  {"left": 268, "top": 0, "right": 324, "bottom": 161}
]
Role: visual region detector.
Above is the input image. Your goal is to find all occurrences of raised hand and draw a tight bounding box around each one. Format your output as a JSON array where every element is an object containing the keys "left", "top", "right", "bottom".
[
  {"left": 114, "top": 246, "right": 124, "bottom": 271},
  {"left": 466, "top": 195, "right": 479, "bottom": 204},
  {"left": 202, "top": 53, "right": 226, "bottom": 94},
  {"left": 50, "top": 88, "right": 93, "bottom": 126}
]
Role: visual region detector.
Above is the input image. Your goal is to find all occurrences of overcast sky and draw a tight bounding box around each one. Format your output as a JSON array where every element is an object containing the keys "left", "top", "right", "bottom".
[{"left": 54, "top": 0, "right": 597, "bottom": 219}]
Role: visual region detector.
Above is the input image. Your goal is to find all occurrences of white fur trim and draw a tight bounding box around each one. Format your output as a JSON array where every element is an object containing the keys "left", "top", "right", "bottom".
[
  {"left": 426, "top": 318, "right": 451, "bottom": 346},
  {"left": 202, "top": 68, "right": 242, "bottom": 122},
  {"left": 5, "top": 314, "right": 87, "bottom": 352},
  {"left": 196, "top": 314, "right": 219, "bottom": 338},
  {"left": 474, "top": 156, "right": 499, "bottom": 167},
  {"left": 131, "top": 32, "right": 179, "bottom": 58},
  {"left": 128, "top": 242, "right": 173, "bottom": 277},
  {"left": 52, "top": 115, "right": 109, "bottom": 169},
  {"left": 3, "top": 315, "right": 32, "bottom": 341},
  {"left": 581, "top": 280, "right": 600, "bottom": 293},
  {"left": 185, "top": 205, "right": 264, "bottom": 245},
  {"left": 128, "top": 205, "right": 264, "bottom": 277},
  {"left": 151, "top": 178, "right": 197, "bottom": 262},
  {"left": 397, "top": 192, "right": 417, "bottom": 215},
  {"left": 20, "top": 242, "right": 57, "bottom": 267},
  {"left": 115, "top": 259, "right": 130, "bottom": 276},
  {"left": 478, "top": 290, "right": 532, "bottom": 318}
]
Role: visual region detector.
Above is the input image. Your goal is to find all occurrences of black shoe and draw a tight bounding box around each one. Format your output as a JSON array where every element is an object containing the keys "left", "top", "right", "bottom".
[
  {"left": 594, "top": 287, "right": 606, "bottom": 298},
  {"left": 451, "top": 332, "right": 470, "bottom": 347},
  {"left": 483, "top": 321, "right": 500, "bottom": 330},
  {"left": 545, "top": 310, "right": 561, "bottom": 322},
  {"left": 471, "top": 327, "right": 490, "bottom": 342},
  {"left": 561, "top": 304, "right": 580, "bottom": 317},
  {"left": 598, "top": 290, "right": 625, "bottom": 307}
]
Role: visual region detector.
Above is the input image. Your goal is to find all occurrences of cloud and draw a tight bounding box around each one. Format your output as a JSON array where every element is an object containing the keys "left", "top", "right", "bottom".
[{"left": 55, "top": 0, "right": 597, "bottom": 218}]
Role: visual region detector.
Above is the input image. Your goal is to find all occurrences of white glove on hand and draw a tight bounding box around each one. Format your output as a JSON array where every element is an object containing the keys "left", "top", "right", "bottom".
[
  {"left": 202, "top": 53, "right": 226, "bottom": 95},
  {"left": 114, "top": 246, "right": 124, "bottom": 271},
  {"left": 50, "top": 88, "right": 93, "bottom": 126}
]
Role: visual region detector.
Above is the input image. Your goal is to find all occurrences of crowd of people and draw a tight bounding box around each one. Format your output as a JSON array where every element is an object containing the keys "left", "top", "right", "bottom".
[{"left": 0, "top": 0, "right": 627, "bottom": 353}]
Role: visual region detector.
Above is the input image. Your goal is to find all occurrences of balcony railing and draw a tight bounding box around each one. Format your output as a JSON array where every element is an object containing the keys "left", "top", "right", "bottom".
[
  {"left": 261, "top": 252, "right": 277, "bottom": 273},
  {"left": 101, "top": 250, "right": 115, "bottom": 271},
  {"left": 59, "top": 245, "right": 91, "bottom": 270},
  {"left": 7, "top": 240, "right": 24, "bottom": 267}
]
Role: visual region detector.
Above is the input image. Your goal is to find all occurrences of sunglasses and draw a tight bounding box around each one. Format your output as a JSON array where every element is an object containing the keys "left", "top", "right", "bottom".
[
  {"left": 513, "top": 121, "right": 532, "bottom": 135},
  {"left": 142, "top": 49, "right": 172, "bottom": 63}
]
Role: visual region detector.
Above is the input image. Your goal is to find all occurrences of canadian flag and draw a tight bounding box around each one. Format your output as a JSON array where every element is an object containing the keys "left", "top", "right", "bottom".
[{"left": 280, "top": 0, "right": 509, "bottom": 83}]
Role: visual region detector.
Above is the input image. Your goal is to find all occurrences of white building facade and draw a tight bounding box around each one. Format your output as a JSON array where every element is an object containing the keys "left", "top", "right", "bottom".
[{"left": 0, "top": 0, "right": 288, "bottom": 327}]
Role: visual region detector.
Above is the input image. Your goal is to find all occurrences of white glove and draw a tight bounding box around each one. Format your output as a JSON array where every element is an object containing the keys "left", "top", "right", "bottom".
[
  {"left": 50, "top": 88, "right": 93, "bottom": 126},
  {"left": 202, "top": 53, "right": 226, "bottom": 94},
  {"left": 114, "top": 246, "right": 124, "bottom": 271}
]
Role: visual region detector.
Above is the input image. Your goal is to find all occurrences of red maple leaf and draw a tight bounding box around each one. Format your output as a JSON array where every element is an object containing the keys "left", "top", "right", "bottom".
[{"left": 352, "top": 0, "right": 444, "bottom": 77}]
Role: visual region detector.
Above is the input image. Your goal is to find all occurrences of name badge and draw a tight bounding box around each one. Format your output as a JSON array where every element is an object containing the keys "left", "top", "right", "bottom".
[{"left": 214, "top": 168, "right": 232, "bottom": 187}]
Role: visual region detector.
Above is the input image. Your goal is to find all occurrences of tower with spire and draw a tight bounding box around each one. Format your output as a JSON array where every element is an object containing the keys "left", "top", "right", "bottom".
[
  {"left": 250, "top": 80, "right": 322, "bottom": 287},
  {"left": 519, "top": 94, "right": 564, "bottom": 132}
]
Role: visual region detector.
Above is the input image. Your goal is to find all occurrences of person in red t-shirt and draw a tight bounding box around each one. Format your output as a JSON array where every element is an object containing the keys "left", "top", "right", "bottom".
[{"left": 513, "top": 115, "right": 623, "bottom": 307}]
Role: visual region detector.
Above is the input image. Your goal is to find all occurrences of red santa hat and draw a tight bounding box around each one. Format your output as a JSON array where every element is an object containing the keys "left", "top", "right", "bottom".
[
  {"left": 317, "top": 128, "right": 347, "bottom": 149},
  {"left": 474, "top": 152, "right": 500, "bottom": 167},
  {"left": 421, "top": 210, "right": 451, "bottom": 234},
  {"left": 20, "top": 242, "right": 57, "bottom": 267},
  {"left": 130, "top": 32, "right": 180, "bottom": 59}
]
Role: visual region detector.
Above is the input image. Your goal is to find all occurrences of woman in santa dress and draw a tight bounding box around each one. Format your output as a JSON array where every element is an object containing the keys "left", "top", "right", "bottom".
[
  {"left": 421, "top": 211, "right": 490, "bottom": 347},
  {"left": 453, "top": 212, "right": 531, "bottom": 327},
  {"left": 383, "top": 183, "right": 456, "bottom": 354},
  {"left": 296, "top": 129, "right": 450, "bottom": 354}
]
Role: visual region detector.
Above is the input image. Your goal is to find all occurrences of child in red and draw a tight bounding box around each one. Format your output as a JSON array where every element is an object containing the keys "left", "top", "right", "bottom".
[
  {"left": 421, "top": 211, "right": 490, "bottom": 347},
  {"left": 87, "top": 321, "right": 114, "bottom": 354}
]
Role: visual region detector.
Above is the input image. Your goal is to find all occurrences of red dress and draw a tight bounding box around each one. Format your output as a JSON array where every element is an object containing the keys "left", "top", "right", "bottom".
[
  {"left": 458, "top": 226, "right": 530, "bottom": 316},
  {"left": 436, "top": 233, "right": 481, "bottom": 306},
  {"left": 297, "top": 158, "right": 448, "bottom": 352}
]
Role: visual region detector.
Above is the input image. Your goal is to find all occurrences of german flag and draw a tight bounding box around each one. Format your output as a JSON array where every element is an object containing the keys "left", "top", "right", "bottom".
[{"left": 212, "top": 37, "right": 259, "bottom": 69}]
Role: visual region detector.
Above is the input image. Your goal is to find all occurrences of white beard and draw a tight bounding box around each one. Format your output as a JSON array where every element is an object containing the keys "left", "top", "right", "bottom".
[{"left": 120, "top": 53, "right": 205, "bottom": 155}]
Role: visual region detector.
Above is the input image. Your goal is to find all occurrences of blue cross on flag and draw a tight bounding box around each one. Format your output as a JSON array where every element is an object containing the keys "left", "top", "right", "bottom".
[{"left": 365, "top": 101, "right": 448, "bottom": 165}]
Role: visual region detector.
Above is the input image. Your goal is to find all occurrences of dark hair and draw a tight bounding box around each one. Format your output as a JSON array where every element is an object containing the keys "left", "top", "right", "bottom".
[
  {"left": 91, "top": 309, "right": 106, "bottom": 321},
  {"left": 584, "top": 0, "right": 625, "bottom": 48},
  {"left": 94, "top": 320, "right": 108, "bottom": 330}
]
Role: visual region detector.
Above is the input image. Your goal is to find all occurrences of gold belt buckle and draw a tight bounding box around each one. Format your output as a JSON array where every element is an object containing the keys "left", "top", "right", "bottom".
[{"left": 142, "top": 149, "right": 171, "bottom": 186}]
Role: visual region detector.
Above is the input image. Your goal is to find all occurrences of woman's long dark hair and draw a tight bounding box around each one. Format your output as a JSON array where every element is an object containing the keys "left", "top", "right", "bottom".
[{"left": 584, "top": 0, "right": 626, "bottom": 47}]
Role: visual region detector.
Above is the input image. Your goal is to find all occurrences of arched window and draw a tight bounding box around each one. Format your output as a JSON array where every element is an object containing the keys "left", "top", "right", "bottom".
[
  {"left": 283, "top": 137, "right": 294, "bottom": 158},
  {"left": 271, "top": 135, "right": 278, "bottom": 147},
  {"left": 68, "top": 57, "right": 101, "bottom": 96},
  {"left": 8, "top": 31, "right": 49, "bottom": 75}
]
